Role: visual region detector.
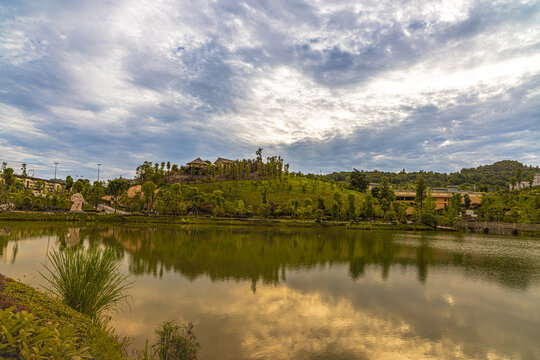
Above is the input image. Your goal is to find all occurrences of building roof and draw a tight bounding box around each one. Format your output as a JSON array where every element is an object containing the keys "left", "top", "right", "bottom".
[
  {"left": 187, "top": 157, "right": 207, "bottom": 166},
  {"left": 214, "top": 157, "right": 234, "bottom": 164}
]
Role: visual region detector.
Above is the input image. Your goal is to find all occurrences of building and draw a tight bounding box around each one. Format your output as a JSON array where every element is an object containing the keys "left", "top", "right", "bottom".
[
  {"left": 394, "top": 187, "right": 483, "bottom": 214},
  {"left": 186, "top": 157, "right": 209, "bottom": 169},
  {"left": 214, "top": 157, "right": 234, "bottom": 168},
  {"left": 510, "top": 173, "right": 540, "bottom": 190},
  {"left": 13, "top": 175, "right": 64, "bottom": 194}
]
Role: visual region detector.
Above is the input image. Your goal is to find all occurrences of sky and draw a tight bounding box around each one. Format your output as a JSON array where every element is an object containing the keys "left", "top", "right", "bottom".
[{"left": 1, "top": 0, "right": 539, "bottom": 181}]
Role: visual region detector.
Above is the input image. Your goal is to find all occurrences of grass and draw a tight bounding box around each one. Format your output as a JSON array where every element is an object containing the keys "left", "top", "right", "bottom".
[{"left": 41, "top": 246, "right": 132, "bottom": 319}]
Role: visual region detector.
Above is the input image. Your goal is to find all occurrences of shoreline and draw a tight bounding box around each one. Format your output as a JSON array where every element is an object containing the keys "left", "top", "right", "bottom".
[
  {"left": 1, "top": 212, "right": 539, "bottom": 236},
  {"left": 0, "top": 211, "right": 435, "bottom": 231}
]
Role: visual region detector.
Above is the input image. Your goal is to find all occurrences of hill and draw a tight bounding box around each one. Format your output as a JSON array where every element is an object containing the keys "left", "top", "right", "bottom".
[
  {"left": 323, "top": 160, "right": 539, "bottom": 190},
  {"left": 124, "top": 176, "right": 364, "bottom": 220}
]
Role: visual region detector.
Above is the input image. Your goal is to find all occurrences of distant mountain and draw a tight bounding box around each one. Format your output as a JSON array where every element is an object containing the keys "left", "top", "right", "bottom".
[{"left": 323, "top": 160, "right": 540, "bottom": 190}]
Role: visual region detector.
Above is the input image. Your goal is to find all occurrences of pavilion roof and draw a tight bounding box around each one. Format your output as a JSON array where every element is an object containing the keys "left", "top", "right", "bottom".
[{"left": 187, "top": 157, "right": 207, "bottom": 166}]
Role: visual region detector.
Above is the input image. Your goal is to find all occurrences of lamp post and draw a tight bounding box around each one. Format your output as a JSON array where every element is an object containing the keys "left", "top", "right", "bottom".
[
  {"left": 97, "top": 164, "right": 102, "bottom": 182},
  {"left": 54, "top": 162, "right": 59, "bottom": 180}
]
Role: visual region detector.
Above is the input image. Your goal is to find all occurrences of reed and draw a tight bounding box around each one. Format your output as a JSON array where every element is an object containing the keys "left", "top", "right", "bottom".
[{"left": 41, "top": 246, "right": 132, "bottom": 319}]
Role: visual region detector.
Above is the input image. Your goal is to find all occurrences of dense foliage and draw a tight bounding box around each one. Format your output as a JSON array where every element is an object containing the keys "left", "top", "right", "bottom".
[
  {"left": 0, "top": 307, "right": 92, "bottom": 359},
  {"left": 0, "top": 276, "right": 127, "bottom": 360},
  {"left": 324, "top": 160, "right": 539, "bottom": 190},
  {"left": 476, "top": 187, "right": 540, "bottom": 223}
]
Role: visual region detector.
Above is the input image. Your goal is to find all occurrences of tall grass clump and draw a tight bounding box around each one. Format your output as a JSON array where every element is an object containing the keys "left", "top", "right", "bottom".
[{"left": 41, "top": 246, "right": 132, "bottom": 319}]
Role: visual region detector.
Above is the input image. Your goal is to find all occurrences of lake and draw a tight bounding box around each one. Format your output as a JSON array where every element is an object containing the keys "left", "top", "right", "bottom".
[{"left": 1, "top": 224, "right": 539, "bottom": 359}]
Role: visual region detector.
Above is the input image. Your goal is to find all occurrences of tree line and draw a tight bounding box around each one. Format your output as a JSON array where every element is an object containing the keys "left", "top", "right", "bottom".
[{"left": 324, "top": 160, "right": 539, "bottom": 191}]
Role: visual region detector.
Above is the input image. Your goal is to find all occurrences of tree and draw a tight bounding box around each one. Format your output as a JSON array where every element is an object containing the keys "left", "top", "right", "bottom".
[
  {"left": 331, "top": 201, "right": 340, "bottom": 220},
  {"left": 2, "top": 167, "right": 15, "bottom": 188},
  {"left": 347, "top": 194, "right": 356, "bottom": 220},
  {"left": 464, "top": 194, "right": 471, "bottom": 209},
  {"left": 21, "top": 163, "right": 27, "bottom": 178},
  {"left": 350, "top": 169, "right": 368, "bottom": 192},
  {"left": 65, "top": 176, "right": 74, "bottom": 191},
  {"left": 142, "top": 182, "right": 157, "bottom": 213},
  {"left": 415, "top": 177, "right": 427, "bottom": 223},
  {"left": 89, "top": 181, "right": 105, "bottom": 209},
  {"left": 256, "top": 148, "right": 263, "bottom": 162},
  {"left": 515, "top": 168, "right": 522, "bottom": 184},
  {"left": 360, "top": 194, "right": 374, "bottom": 220},
  {"left": 317, "top": 195, "right": 326, "bottom": 211},
  {"left": 107, "top": 178, "right": 130, "bottom": 211},
  {"left": 333, "top": 191, "right": 343, "bottom": 208},
  {"left": 526, "top": 173, "right": 534, "bottom": 188}
]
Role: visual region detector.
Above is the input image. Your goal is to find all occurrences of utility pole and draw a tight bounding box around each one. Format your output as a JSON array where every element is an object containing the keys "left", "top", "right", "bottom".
[
  {"left": 97, "top": 164, "right": 102, "bottom": 182},
  {"left": 54, "top": 162, "right": 59, "bottom": 180}
]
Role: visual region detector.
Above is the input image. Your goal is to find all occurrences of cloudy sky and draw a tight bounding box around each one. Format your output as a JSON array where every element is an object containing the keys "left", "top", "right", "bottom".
[{"left": 1, "top": 0, "right": 539, "bottom": 180}]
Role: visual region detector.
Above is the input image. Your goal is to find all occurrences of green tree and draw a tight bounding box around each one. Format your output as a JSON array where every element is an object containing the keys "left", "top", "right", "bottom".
[
  {"left": 350, "top": 169, "right": 368, "bottom": 192},
  {"left": 415, "top": 177, "right": 427, "bottom": 223},
  {"left": 317, "top": 195, "right": 326, "bottom": 211},
  {"left": 65, "top": 176, "right": 74, "bottom": 191},
  {"left": 526, "top": 173, "right": 534, "bottom": 187},
  {"left": 331, "top": 201, "right": 340, "bottom": 220},
  {"left": 347, "top": 194, "right": 356, "bottom": 220},
  {"left": 142, "top": 182, "right": 157, "bottom": 213},
  {"left": 107, "top": 178, "right": 130, "bottom": 211},
  {"left": 463, "top": 194, "right": 471, "bottom": 209},
  {"left": 360, "top": 194, "right": 374, "bottom": 220},
  {"left": 89, "top": 181, "right": 105, "bottom": 209},
  {"left": 2, "top": 167, "right": 15, "bottom": 188},
  {"left": 256, "top": 148, "right": 263, "bottom": 162}
]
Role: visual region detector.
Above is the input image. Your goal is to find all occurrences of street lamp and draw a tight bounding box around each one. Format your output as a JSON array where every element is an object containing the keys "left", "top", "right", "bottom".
[
  {"left": 97, "top": 164, "right": 102, "bottom": 182},
  {"left": 54, "top": 162, "right": 59, "bottom": 180}
]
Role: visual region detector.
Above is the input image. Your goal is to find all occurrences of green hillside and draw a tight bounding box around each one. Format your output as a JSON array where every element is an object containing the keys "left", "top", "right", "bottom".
[
  {"left": 324, "top": 160, "right": 539, "bottom": 190},
  {"left": 125, "top": 176, "right": 366, "bottom": 220}
]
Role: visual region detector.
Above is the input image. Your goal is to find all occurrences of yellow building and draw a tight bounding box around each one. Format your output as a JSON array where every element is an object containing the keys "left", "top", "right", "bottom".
[
  {"left": 13, "top": 175, "right": 64, "bottom": 194},
  {"left": 395, "top": 187, "right": 483, "bottom": 214}
]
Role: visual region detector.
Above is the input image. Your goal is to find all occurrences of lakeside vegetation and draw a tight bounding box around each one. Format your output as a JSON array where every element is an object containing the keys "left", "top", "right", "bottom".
[
  {"left": 1, "top": 156, "right": 539, "bottom": 227},
  {"left": 1, "top": 244, "right": 200, "bottom": 360},
  {"left": 0, "top": 274, "right": 126, "bottom": 360}
]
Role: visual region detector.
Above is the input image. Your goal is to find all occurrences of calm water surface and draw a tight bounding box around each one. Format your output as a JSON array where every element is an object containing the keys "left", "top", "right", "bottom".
[{"left": 1, "top": 225, "right": 539, "bottom": 359}]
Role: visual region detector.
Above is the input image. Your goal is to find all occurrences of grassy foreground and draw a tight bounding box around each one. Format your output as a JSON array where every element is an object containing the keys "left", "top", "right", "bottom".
[{"left": 0, "top": 274, "right": 127, "bottom": 360}]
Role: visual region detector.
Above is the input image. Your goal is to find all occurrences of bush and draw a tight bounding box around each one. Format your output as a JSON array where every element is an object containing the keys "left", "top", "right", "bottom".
[
  {"left": 41, "top": 247, "right": 132, "bottom": 319},
  {"left": 0, "top": 307, "right": 92, "bottom": 359},
  {"left": 136, "top": 321, "right": 200, "bottom": 360},
  {"left": 155, "top": 321, "right": 199, "bottom": 360},
  {"left": 421, "top": 213, "right": 438, "bottom": 228}
]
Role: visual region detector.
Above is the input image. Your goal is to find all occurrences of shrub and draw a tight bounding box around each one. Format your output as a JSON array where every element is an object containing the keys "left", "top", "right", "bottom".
[
  {"left": 0, "top": 307, "right": 92, "bottom": 359},
  {"left": 41, "top": 247, "right": 132, "bottom": 319},
  {"left": 154, "top": 321, "right": 200, "bottom": 360},
  {"left": 421, "top": 213, "right": 438, "bottom": 228}
]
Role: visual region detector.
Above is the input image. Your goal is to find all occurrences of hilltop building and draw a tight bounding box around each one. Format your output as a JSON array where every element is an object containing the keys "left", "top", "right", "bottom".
[
  {"left": 510, "top": 173, "right": 540, "bottom": 190},
  {"left": 214, "top": 157, "right": 234, "bottom": 168},
  {"left": 186, "top": 157, "right": 210, "bottom": 169}
]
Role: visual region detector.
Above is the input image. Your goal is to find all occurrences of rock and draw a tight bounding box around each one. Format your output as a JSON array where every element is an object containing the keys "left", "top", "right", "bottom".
[{"left": 70, "top": 193, "right": 85, "bottom": 212}]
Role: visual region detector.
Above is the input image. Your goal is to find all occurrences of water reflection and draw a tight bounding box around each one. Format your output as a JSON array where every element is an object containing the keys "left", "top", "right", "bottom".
[
  {"left": 0, "top": 225, "right": 539, "bottom": 359},
  {"left": 1, "top": 225, "right": 540, "bottom": 290}
]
